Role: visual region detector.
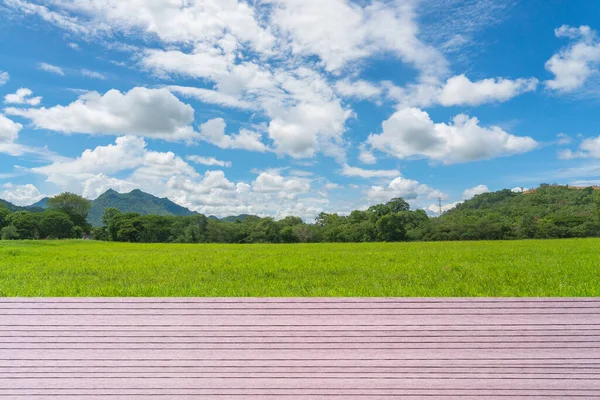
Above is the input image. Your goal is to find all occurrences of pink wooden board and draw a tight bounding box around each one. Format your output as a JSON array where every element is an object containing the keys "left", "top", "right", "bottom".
[{"left": 1, "top": 298, "right": 598, "bottom": 398}]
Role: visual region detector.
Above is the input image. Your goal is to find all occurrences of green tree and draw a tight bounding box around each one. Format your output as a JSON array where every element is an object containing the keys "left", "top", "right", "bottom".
[
  {"left": 0, "top": 205, "right": 10, "bottom": 229},
  {"left": 102, "top": 207, "right": 122, "bottom": 241},
  {"left": 376, "top": 213, "right": 408, "bottom": 242},
  {"left": 6, "top": 212, "right": 40, "bottom": 239},
  {"left": 48, "top": 193, "right": 91, "bottom": 230},
  {"left": 71, "top": 226, "right": 84, "bottom": 239},
  {"left": 39, "top": 211, "right": 74, "bottom": 239},
  {"left": 1, "top": 225, "right": 19, "bottom": 240},
  {"left": 386, "top": 198, "right": 410, "bottom": 213}
]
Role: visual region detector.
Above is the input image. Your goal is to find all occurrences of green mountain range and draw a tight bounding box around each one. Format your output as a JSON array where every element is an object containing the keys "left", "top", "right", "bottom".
[
  {"left": 86, "top": 189, "right": 197, "bottom": 226},
  {"left": 21, "top": 189, "right": 197, "bottom": 227},
  {"left": 0, "top": 199, "right": 44, "bottom": 213}
]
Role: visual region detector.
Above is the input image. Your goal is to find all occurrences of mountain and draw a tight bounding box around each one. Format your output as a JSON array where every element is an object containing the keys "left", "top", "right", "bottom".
[
  {"left": 87, "top": 189, "right": 197, "bottom": 227},
  {"left": 0, "top": 199, "right": 45, "bottom": 213},
  {"left": 30, "top": 197, "right": 50, "bottom": 209},
  {"left": 220, "top": 214, "right": 252, "bottom": 223},
  {"left": 425, "top": 184, "right": 600, "bottom": 240}
]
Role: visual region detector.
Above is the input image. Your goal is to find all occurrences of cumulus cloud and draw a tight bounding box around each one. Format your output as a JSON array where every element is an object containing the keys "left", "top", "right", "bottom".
[
  {"left": 187, "top": 155, "right": 232, "bottom": 168},
  {"left": 557, "top": 133, "right": 573, "bottom": 145},
  {"left": 31, "top": 136, "right": 198, "bottom": 199},
  {"left": 462, "top": 184, "right": 490, "bottom": 200},
  {"left": 438, "top": 75, "right": 538, "bottom": 106},
  {"left": 38, "top": 62, "right": 65, "bottom": 75},
  {"left": 0, "top": 71, "right": 9, "bottom": 86},
  {"left": 340, "top": 164, "right": 401, "bottom": 179},
  {"left": 558, "top": 135, "right": 600, "bottom": 159},
  {"left": 4, "top": 88, "right": 42, "bottom": 106},
  {"left": 270, "top": 0, "right": 447, "bottom": 76},
  {"left": 0, "top": 114, "right": 25, "bottom": 156},
  {"left": 252, "top": 171, "right": 310, "bottom": 195},
  {"left": 365, "top": 176, "right": 446, "bottom": 210},
  {"left": 168, "top": 85, "right": 254, "bottom": 110},
  {"left": 366, "top": 108, "right": 538, "bottom": 164},
  {"left": 32, "top": 0, "right": 274, "bottom": 52},
  {"left": 167, "top": 170, "right": 320, "bottom": 220},
  {"left": 545, "top": 25, "right": 600, "bottom": 92},
  {"left": 335, "top": 79, "right": 383, "bottom": 100},
  {"left": 0, "top": 183, "right": 46, "bottom": 206},
  {"left": 0, "top": 114, "right": 61, "bottom": 159},
  {"left": 198, "top": 118, "right": 267, "bottom": 152},
  {"left": 81, "top": 69, "right": 107, "bottom": 80},
  {"left": 323, "top": 183, "right": 343, "bottom": 191},
  {"left": 384, "top": 73, "right": 539, "bottom": 108},
  {"left": 512, "top": 187, "right": 528, "bottom": 193},
  {"left": 427, "top": 201, "right": 461, "bottom": 215},
  {"left": 5, "top": 87, "right": 197, "bottom": 141}
]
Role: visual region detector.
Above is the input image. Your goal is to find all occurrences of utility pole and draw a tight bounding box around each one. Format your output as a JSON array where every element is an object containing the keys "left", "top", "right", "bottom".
[{"left": 438, "top": 197, "right": 443, "bottom": 217}]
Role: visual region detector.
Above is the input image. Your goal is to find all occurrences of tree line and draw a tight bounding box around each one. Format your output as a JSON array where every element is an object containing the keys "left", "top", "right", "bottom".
[{"left": 2, "top": 185, "right": 600, "bottom": 243}]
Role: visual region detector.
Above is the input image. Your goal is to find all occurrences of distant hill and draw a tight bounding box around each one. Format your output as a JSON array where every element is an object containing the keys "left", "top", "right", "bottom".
[
  {"left": 87, "top": 189, "right": 197, "bottom": 227},
  {"left": 425, "top": 184, "right": 600, "bottom": 240},
  {"left": 220, "top": 214, "right": 252, "bottom": 223},
  {"left": 30, "top": 197, "right": 50, "bottom": 209},
  {"left": 0, "top": 198, "right": 45, "bottom": 213}
]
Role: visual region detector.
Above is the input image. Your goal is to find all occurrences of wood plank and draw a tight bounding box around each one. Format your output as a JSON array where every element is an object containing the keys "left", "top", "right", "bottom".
[{"left": 1, "top": 298, "right": 598, "bottom": 398}]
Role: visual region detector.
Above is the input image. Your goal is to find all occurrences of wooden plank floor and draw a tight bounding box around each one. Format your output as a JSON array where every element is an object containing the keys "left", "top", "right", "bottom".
[{"left": 0, "top": 298, "right": 599, "bottom": 399}]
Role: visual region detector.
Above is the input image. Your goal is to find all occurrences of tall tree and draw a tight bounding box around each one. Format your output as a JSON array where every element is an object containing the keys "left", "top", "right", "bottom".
[
  {"left": 48, "top": 193, "right": 91, "bottom": 230},
  {"left": 40, "top": 211, "right": 75, "bottom": 239}
]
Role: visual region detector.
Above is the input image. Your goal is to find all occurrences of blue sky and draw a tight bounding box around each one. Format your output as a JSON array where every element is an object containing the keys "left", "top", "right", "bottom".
[{"left": 1, "top": 0, "right": 600, "bottom": 219}]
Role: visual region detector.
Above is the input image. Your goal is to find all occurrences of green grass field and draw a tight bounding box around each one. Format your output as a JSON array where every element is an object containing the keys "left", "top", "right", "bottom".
[{"left": 0, "top": 239, "right": 599, "bottom": 297}]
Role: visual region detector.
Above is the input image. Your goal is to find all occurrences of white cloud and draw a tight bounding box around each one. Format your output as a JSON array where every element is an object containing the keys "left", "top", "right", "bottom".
[
  {"left": 4, "top": 0, "right": 92, "bottom": 35},
  {"left": 166, "top": 170, "right": 321, "bottom": 220},
  {"left": 340, "top": 164, "right": 401, "bottom": 179},
  {"left": 558, "top": 135, "right": 600, "bottom": 159},
  {"left": 335, "top": 79, "right": 383, "bottom": 100},
  {"left": 198, "top": 118, "right": 267, "bottom": 152},
  {"left": 31, "top": 136, "right": 200, "bottom": 199},
  {"left": 142, "top": 47, "right": 233, "bottom": 81},
  {"left": 427, "top": 201, "right": 460, "bottom": 215},
  {"left": 268, "top": 100, "right": 352, "bottom": 158},
  {"left": 187, "top": 155, "right": 232, "bottom": 168},
  {"left": 0, "top": 114, "right": 22, "bottom": 144},
  {"left": 545, "top": 25, "right": 600, "bottom": 92},
  {"left": 0, "top": 114, "right": 62, "bottom": 159},
  {"left": 81, "top": 69, "right": 107, "bottom": 80},
  {"left": 557, "top": 133, "right": 573, "bottom": 145},
  {"left": 4, "top": 88, "right": 42, "bottom": 106},
  {"left": 6, "top": 87, "right": 197, "bottom": 141},
  {"left": 252, "top": 171, "right": 310, "bottom": 195},
  {"left": 358, "top": 150, "right": 377, "bottom": 165},
  {"left": 438, "top": 74, "right": 538, "bottom": 106},
  {"left": 0, "top": 114, "right": 26, "bottom": 156},
  {"left": 462, "top": 184, "right": 490, "bottom": 200},
  {"left": 36, "top": 0, "right": 274, "bottom": 52},
  {"left": 68, "top": 42, "right": 80, "bottom": 50},
  {"left": 168, "top": 85, "right": 254, "bottom": 110},
  {"left": 365, "top": 176, "right": 446, "bottom": 208},
  {"left": 0, "top": 183, "right": 46, "bottom": 206},
  {"left": 384, "top": 74, "right": 538, "bottom": 108},
  {"left": 81, "top": 174, "right": 138, "bottom": 199},
  {"left": 323, "top": 183, "right": 343, "bottom": 191},
  {"left": 512, "top": 187, "right": 528, "bottom": 193},
  {"left": 367, "top": 108, "right": 538, "bottom": 165},
  {"left": 0, "top": 71, "right": 9, "bottom": 86},
  {"left": 270, "top": 0, "right": 447, "bottom": 76},
  {"left": 33, "top": 136, "right": 147, "bottom": 184},
  {"left": 38, "top": 62, "right": 65, "bottom": 76}
]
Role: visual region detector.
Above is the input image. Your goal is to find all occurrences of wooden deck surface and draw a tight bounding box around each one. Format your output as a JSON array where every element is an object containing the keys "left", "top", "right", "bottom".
[{"left": 0, "top": 298, "right": 598, "bottom": 399}]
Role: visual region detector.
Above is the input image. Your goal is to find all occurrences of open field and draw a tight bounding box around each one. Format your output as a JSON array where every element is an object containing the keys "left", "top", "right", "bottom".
[{"left": 0, "top": 239, "right": 599, "bottom": 296}]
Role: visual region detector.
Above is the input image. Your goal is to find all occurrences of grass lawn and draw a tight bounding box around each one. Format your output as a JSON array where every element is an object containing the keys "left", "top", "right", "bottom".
[{"left": 0, "top": 239, "right": 598, "bottom": 297}]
